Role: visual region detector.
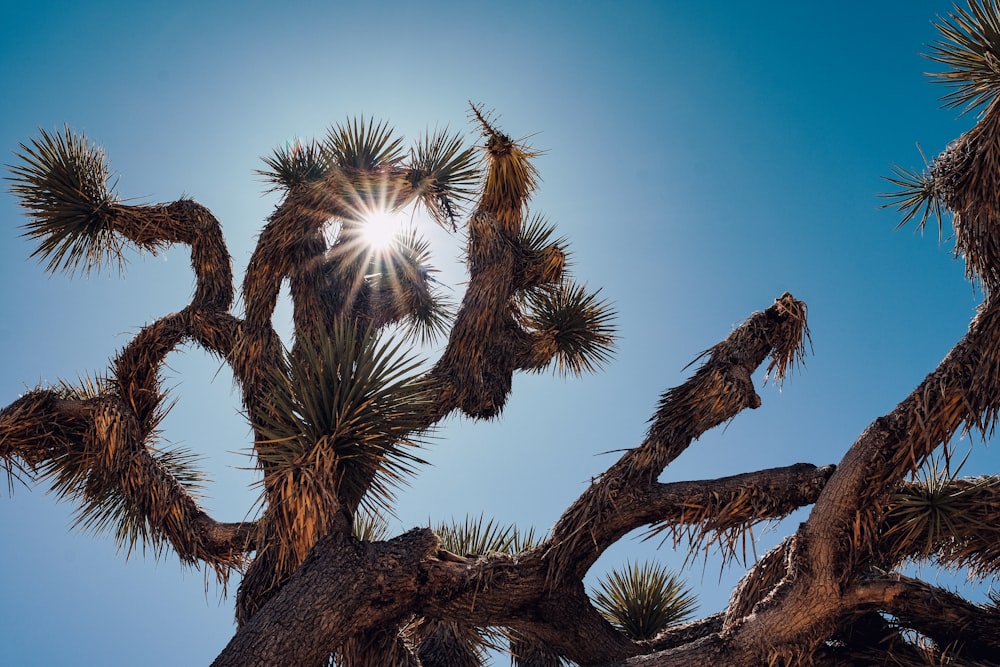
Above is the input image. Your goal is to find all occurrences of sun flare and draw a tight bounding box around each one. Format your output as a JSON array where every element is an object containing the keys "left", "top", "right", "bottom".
[{"left": 362, "top": 209, "right": 405, "bottom": 249}]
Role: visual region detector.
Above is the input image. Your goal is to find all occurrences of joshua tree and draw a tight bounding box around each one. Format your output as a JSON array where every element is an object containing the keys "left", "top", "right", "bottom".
[{"left": 10, "top": 2, "right": 1000, "bottom": 665}]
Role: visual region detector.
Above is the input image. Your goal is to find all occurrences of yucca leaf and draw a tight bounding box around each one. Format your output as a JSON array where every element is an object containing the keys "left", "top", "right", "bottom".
[
  {"left": 885, "top": 452, "right": 1000, "bottom": 577},
  {"left": 434, "top": 515, "right": 524, "bottom": 556},
  {"left": 927, "top": 0, "right": 1000, "bottom": 112},
  {"left": 256, "top": 139, "right": 331, "bottom": 192},
  {"left": 591, "top": 560, "right": 698, "bottom": 640},
  {"left": 8, "top": 126, "right": 123, "bottom": 274},
  {"left": 886, "top": 453, "right": 968, "bottom": 560},
  {"left": 325, "top": 117, "right": 405, "bottom": 171},
  {"left": 254, "top": 324, "right": 431, "bottom": 517},
  {"left": 367, "top": 228, "right": 454, "bottom": 344},
  {"left": 54, "top": 373, "right": 114, "bottom": 400},
  {"left": 880, "top": 163, "right": 948, "bottom": 240},
  {"left": 408, "top": 127, "right": 480, "bottom": 229},
  {"left": 526, "top": 282, "right": 617, "bottom": 376},
  {"left": 519, "top": 213, "right": 566, "bottom": 256},
  {"left": 353, "top": 507, "right": 391, "bottom": 541}
]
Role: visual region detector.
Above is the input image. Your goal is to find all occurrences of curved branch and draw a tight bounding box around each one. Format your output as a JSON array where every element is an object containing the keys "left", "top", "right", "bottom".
[
  {"left": 544, "top": 294, "right": 810, "bottom": 583},
  {"left": 105, "top": 199, "right": 234, "bottom": 310},
  {"left": 0, "top": 390, "right": 255, "bottom": 567},
  {"left": 424, "top": 121, "right": 555, "bottom": 421},
  {"left": 722, "top": 296, "right": 1000, "bottom": 659},
  {"left": 853, "top": 573, "right": 1000, "bottom": 662},
  {"left": 210, "top": 461, "right": 831, "bottom": 666},
  {"left": 213, "top": 528, "right": 441, "bottom": 667}
]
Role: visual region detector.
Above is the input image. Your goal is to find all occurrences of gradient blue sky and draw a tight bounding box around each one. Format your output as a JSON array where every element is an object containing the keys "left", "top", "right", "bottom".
[{"left": 0, "top": 1, "right": 992, "bottom": 665}]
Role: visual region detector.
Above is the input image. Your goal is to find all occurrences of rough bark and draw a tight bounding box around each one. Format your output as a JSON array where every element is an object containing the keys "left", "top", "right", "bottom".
[
  {"left": 207, "top": 291, "right": 1000, "bottom": 667},
  {"left": 213, "top": 528, "right": 440, "bottom": 667},
  {"left": 204, "top": 295, "right": 826, "bottom": 666}
]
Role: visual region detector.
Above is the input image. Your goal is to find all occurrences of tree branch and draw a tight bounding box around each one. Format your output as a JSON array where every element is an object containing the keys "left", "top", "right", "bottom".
[
  {"left": 210, "top": 460, "right": 832, "bottom": 666},
  {"left": 721, "top": 296, "right": 1000, "bottom": 660},
  {"left": 99, "top": 199, "right": 234, "bottom": 310},
  {"left": 854, "top": 572, "right": 1000, "bottom": 662},
  {"left": 544, "top": 294, "right": 810, "bottom": 583},
  {"left": 0, "top": 390, "right": 255, "bottom": 567},
  {"left": 213, "top": 528, "right": 441, "bottom": 667}
]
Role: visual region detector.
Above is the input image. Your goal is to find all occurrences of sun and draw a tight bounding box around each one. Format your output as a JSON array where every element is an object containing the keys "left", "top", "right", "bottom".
[{"left": 361, "top": 208, "right": 405, "bottom": 249}]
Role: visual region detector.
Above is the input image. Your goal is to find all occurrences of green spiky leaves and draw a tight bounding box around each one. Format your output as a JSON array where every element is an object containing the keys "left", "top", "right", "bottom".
[
  {"left": 527, "top": 282, "right": 617, "bottom": 376},
  {"left": 433, "top": 514, "right": 538, "bottom": 557},
  {"left": 881, "top": 162, "right": 948, "bottom": 239},
  {"left": 8, "top": 126, "right": 122, "bottom": 275},
  {"left": 254, "top": 324, "right": 431, "bottom": 519},
  {"left": 256, "top": 118, "right": 404, "bottom": 193},
  {"left": 409, "top": 128, "right": 480, "bottom": 228},
  {"left": 353, "top": 507, "right": 390, "bottom": 541},
  {"left": 257, "top": 139, "right": 330, "bottom": 193},
  {"left": 591, "top": 560, "right": 698, "bottom": 641},
  {"left": 514, "top": 218, "right": 612, "bottom": 377},
  {"left": 928, "top": 0, "right": 1000, "bottom": 112},
  {"left": 884, "top": 456, "right": 1000, "bottom": 578},
  {"left": 367, "top": 229, "right": 454, "bottom": 344},
  {"left": 257, "top": 119, "right": 480, "bottom": 232},
  {"left": 325, "top": 117, "right": 406, "bottom": 172}
]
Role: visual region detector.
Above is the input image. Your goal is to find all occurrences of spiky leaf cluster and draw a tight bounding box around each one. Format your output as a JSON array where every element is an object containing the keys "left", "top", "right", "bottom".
[
  {"left": 518, "top": 214, "right": 566, "bottom": 258},
  {"left": 408, "top": 128, "right": 480, "bottom": 228},
  {"left": 353, "top": 507, "right": 390, "bottom": 542},
  {"left": 254, "top": 324, "right": 431, "bottom": 518},
  {"left": 257, "top": 119, "right": 478, "bottom": 230},
  {"left": 8, "top": 126, "right": 124, "bottom": 274},
  {"left": 591, "top": 560, "right": 698, "bottom": 641},
  {"left": 927, "top": 0, "right": 1000, "bottom": 112},
  {"left": 367, "top": 229, "right": 454, "bottom": 344},
  {"left": 884, "top": 456, "right": 1000, "bottom": 578},
  {"left": 433, "top": 514, "right": 538, "bottom": 557},
  {"left": 881, "top": 3, "right": 1000, "bottom": 289},
  {"left": 880, "top": 162, "right": 948, "bottom": 240},
  {"left": 526, "top": 282, "right": 617, "bottom": 376},
  {"left": 325, "top": 117, "right": 406, "bottom": 172},
  {"left": 258, "top": 140, "right": 330, "bottom": 192}
]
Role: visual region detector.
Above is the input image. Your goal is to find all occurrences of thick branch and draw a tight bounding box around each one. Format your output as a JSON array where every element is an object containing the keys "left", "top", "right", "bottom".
[
  {"left": 615, "top": 635, "right": 740, "bottom": 667},
  {"left": 407, "top": 548, "right": 638, "bottom": 665},
  {"left": 722, "top": 296, "right": 1000, "bottom": 659},
  {"left": 644, "top": 613, "right": 725, "bottom": 652},
  {"left": 108, "top": 199, "right": 234, "bottom": 310},
  {"left": 854, "top": 573, "right": 1000, "bottom": 662},
  {"left": 0, "top": 391, "right": 254, "bottom": 565},
  {"left": 544, "top": 294, "right": 809, "bottom": 582},
  {"left": 213, "top": 528, "right": 440, "bottom": 667},
  {"left": 212, "top": 463, "right": 831, "bottom": 666}
]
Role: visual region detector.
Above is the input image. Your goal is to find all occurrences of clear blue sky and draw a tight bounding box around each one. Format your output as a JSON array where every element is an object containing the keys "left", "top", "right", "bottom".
[{"left": 0, "top": 1, "right": 990, "bottom": 665}]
